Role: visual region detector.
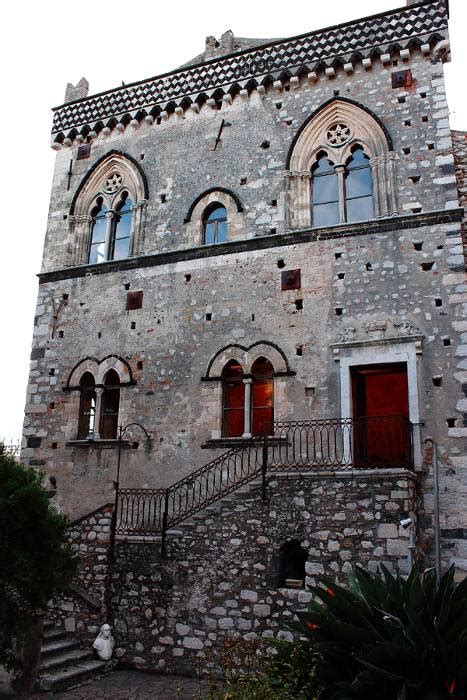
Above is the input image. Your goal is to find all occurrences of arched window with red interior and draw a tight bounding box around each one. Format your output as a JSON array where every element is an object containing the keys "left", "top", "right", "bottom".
[
  {"left": 251, "top": 357, "right": 274, "bottom": 436},
  {"left": 221, "top": 360, "right": 244, "bottom": 437},
  {"left": 99, "top": 370, "right": 120, "bottom": 439}
]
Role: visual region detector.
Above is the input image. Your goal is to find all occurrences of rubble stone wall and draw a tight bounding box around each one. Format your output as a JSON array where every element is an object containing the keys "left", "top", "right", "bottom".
[{"left": 50, "top": 470, "right": 417, "bottom": 674}]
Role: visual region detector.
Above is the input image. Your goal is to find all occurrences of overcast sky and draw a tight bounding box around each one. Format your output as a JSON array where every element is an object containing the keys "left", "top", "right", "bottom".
[{"left": 0, "top": 0, "right": 465, "bottom": 443}]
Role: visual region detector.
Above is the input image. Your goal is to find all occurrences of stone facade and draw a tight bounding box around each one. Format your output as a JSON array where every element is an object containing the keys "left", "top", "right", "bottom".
[
  {"left": 51, "top": 470, "right": 416, "bottom": 674},
  {"left": 21, "top": 0, "right": 466, "bottom": 675}
]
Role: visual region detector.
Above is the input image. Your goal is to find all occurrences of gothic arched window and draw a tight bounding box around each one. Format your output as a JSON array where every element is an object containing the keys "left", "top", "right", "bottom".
[
  {"left": 287, "top": 98, "right": 397, "bottom": 229},
  {"left": 77, "top": 372, "right": 96, "bottom": 439},
  {"left": 70, "top": 153, "right": 147, "bottom": 266},
  {"left": 251, "top": 357, "right": 274, "bottom": 436},
  {"left": 99, "top": 370, "right": 120, "bottom": 439},
  {"left": 203, "top": 204, "right": 228, "bottom": 245},
  {"left": 87, "top": 191, "right": 133, "bottom": 264},
  {"left": 222, "top": 360, "right": 244, "bottom": 438},
  {"left": 312, "top": 146, "right": 373, "bottom": 227},
  {"left": 221, "top": 357, "right": 274, "bottom": 438}
]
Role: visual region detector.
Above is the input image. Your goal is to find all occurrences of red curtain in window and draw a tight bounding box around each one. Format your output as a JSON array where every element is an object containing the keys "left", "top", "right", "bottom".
[
  {"left": 222, "top": 361, "right": 244, "bottom": 437},
  {"left": 251, "top": 358, "right": 274, "bottom": 436}
]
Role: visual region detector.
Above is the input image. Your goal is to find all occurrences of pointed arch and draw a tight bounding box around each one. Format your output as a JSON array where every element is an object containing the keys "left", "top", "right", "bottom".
[
  {"left": 69, "top": 151, "right": 148, "bottom": 266},
  {"left": 286, "top": 98, "right": 397, "bottom": 227}
]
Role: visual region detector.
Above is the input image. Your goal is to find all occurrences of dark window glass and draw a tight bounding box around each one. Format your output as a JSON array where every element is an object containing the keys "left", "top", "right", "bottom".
[
  {"left": 100, "top": 370, "right": 120, "bottom": 439},
  {"left": 222, "top": 360, "right": 244, "bottom": 437},
  {"left": 89, "top": 199, "right": 108, "bottom": 264},
  {"left": 345, "top": 147, "right": 373, "bottom": 223},
  {"left": 251, "top": 357, "right": 274, "bottom": 436},
  {"left": 312, "top": 155, "right": 339, "bottom": 227},
  {"left": 77, "top": 372, "right": 96, "bottom": 439},
  {"left": 204, "top": 205, "right": 228, "bottom": 244},
  {"left": 112, "top": 194, "right": 132, "bottom": 260}
]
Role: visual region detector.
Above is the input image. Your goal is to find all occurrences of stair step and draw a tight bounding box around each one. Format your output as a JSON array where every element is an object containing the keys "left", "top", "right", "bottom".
[
  {"left": 39, "top": 648, "right": 94, "bottom": 672},
  {"left": 41, "top": 638, "right": 80, "bottom": 657},
  {"left": 43, "top": 627, "right": 69, "bottom": 641},
  {"left": 36, "top": 659, "right": 106, "bottom": 692}
]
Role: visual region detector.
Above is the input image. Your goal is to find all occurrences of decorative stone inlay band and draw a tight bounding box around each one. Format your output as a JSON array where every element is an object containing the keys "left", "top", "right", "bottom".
[{"left": 51, "top": 0, "right": 447, "bottom": 137}]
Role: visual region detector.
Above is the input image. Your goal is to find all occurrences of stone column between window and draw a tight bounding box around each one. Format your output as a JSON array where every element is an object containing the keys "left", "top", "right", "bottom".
[
  {"left": 335, "top": 165, "right": 346, "bottom": 223},
  {"left": 104, "top": 210, "right": 114, "bottom": 260},
  {"left": 242, "top": 378, "right": 252, "bottom": 438},
  {"left": 93, "top": 387, "right": 104, "bottom": 440},
  {"left": 71, "top": 215, "right": 92, "bottom": 266},
  {"left": 130, "top": 200, "right": 148, "bottom": 256},
  {"left": 369, "top": 152, "right": 399, "bottom": 218},
  {"left": 285, "top": 171, "right": 311, "bottom": 228}
]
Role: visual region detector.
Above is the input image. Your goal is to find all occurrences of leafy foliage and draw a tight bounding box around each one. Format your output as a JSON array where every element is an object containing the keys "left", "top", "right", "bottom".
[
  {"left": 0, "top": 448, "right": 77, "bottom": 670},
  {"left": 296, "top": 565, "right": 467, "bottom": 699},
  {"left": 210, "top": 637, "right": 321, "bottom": 699}
]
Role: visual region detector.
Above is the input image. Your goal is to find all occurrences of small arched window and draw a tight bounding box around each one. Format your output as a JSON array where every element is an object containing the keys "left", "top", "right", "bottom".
[
  {"left": 77, "top": 372, "right": 96, "bottom": 439},
  {"left": 204, "top": 205, "right": 228, "bottom": 245},
  {"left": 251, "top": 357, "right": 274, "bottom": 436},
  {"left": 100, "top": 370, "right": 120, "bottom": 439},
  {"left": 222, "top": 360, "right": 244, "bottom": 438},
  {"left": 312, "top": 146, "right": 373, "bottom": 227},
  {"left": 89, "top": 198, "right": 109, "bottom": 265}
]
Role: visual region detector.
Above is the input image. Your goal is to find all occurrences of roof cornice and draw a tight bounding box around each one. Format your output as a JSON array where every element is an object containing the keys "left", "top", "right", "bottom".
[{"left": 51, "top": 0, "right": 448, "bottom": 144}]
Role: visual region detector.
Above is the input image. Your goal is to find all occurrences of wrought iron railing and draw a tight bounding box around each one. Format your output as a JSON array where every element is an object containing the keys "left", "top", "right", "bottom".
[
  {"left": 270, "top": 415, "right": 413, "bottom": 471},
  {"left": 115, "top": 443, "right": 265, "bottom": 549},
  {"left": 114, "top": 415, "right": 413, "bottom": 548}
]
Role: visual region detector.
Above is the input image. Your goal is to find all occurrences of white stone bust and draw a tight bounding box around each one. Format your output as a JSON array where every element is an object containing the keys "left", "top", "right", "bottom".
[{"left": 93, "top": 623, "right": 115, "bottom": 661}]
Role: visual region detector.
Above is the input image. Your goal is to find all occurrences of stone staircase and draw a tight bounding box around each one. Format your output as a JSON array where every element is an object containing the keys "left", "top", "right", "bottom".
[{"left": 35, "top": 621, "right": 107, "bottom": 692}]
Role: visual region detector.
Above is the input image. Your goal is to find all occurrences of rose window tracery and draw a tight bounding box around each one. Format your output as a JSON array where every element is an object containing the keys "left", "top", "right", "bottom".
[
  {"left": 326, "top": 123, "right": 351, "bottom": 147},
  {"left": 104, "top": 172, "right": 123, "bottom": 193}
]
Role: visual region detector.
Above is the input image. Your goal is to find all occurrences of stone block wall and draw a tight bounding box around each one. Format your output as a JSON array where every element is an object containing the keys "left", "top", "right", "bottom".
[
  {"left": 50, "top": 469, "right": 416, "bottom": 675},
  {"left": 21, "top": 9, "right": 466, "bottom": 578},
  {"left": 47, "top": 504, "right": 113, "bottom": 643}
]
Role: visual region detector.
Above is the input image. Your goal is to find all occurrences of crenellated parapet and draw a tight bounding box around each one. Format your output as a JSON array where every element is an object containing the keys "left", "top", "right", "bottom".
[{"left": 51, "top": 0, "right": 449, "bottom": 147}]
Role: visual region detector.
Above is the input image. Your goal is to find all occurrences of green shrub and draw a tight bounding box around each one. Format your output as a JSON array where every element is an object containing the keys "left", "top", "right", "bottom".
[
  {"left": 0, "top": 448, "right": 77, "bottom": 674},
  {"left": 296, "top": 565, "right": 467, "bottom": 699},
  {"left": 210, "top": 636, "right": 321, "bottom": 699}
]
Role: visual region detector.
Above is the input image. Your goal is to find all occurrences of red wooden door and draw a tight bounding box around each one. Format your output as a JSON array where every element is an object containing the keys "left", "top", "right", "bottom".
[{"left": 351, "top": 363, "right": 410, "bottom": 466}]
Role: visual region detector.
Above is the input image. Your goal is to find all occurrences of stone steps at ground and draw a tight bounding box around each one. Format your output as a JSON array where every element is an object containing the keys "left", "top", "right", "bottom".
[
  {"left": 41, "top": 637, "right": 81, "bottom": 657},
  {"left": 36, "top": 659, "right": 107, "bottom": 692},
  {"left": 39, "top": 648, "right": 94, "bottom": 672},
  {"left": 35, "top": 625, "right": 108, "bottom": 692}
]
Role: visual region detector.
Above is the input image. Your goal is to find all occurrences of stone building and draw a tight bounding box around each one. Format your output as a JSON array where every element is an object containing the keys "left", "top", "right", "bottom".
[{"left": 22, "top": 0, "right": 467, "bottom": 679}]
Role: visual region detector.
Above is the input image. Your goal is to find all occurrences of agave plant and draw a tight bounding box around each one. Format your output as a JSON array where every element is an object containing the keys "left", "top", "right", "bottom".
[{"left": 296, "top": 565, "right": 467, "bottom": 700}]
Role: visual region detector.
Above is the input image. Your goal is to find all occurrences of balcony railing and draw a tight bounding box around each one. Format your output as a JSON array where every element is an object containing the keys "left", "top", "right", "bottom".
[
  {"left": 270, "top": 415, "right": 413, "bottom": 471},
  {"left": 114, "top": 415, "right": 413, "bottom": 546}
]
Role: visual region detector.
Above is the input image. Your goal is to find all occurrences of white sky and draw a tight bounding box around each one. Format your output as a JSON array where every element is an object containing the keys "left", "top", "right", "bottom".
[{"left": 0, "top": 0, "right": 465, "bottom": 443}]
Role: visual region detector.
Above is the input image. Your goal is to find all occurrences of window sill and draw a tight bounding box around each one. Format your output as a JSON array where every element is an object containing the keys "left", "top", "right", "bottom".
[
  {"left": 201, "top": 437, "right": 265, "bottom": 449},
  {"left": 201, "top": 436, "right": 287, "bottom": 449},
  {"left": 66, "top": 439, "right": 130, "bottom": 449}
]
